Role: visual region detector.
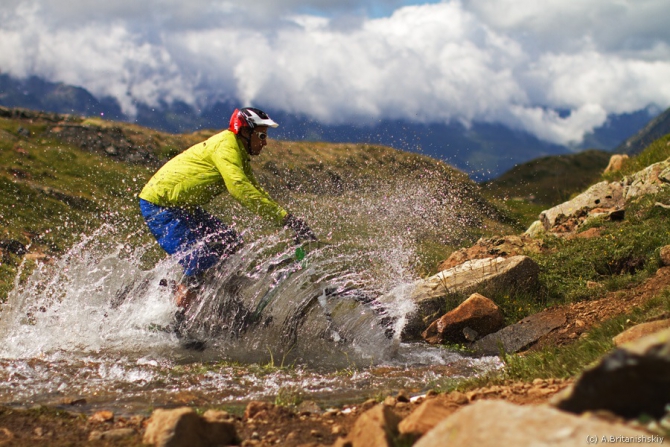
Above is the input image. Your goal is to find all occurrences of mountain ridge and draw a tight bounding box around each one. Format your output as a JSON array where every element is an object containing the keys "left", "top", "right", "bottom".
[
  {"left": 0, "top": 73, "right": 657, "bottom": 180},
  {"left": 615, "top": 106, "right": 670, "bottom": 155}
]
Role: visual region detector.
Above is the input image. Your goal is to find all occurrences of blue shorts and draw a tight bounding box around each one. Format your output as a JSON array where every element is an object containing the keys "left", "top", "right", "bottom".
[{"left": 139, "top": 198, "right": 242, "bottom": 277}]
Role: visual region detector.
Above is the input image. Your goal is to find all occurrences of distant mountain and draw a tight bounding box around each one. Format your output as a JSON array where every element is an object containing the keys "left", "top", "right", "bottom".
[
  {"left": 0, "top": 74, "right": 125, "bottom": 121},
  {"left": 614, "top": 106, "right": 670, "bottom": 155},
  {"left": 0, "top": 73, "right": 657, "bottom": 180}
]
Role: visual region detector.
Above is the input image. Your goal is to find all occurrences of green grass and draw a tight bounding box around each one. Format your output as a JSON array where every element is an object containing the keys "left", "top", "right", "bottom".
[
  {"left": 274, "top": 386, "right": 305, "bottom": 408},
  {"left": 488, "top": 198, "right": 546, "bottom": 230},
  {"left": 531, "top": 189, "right": 670, "bottom": 305},
  {"left": 0, "top": 128, "right": 152, "bottom": 300},
  {"left": 433, "top": 288, "right": 670, "bottom": 393}
]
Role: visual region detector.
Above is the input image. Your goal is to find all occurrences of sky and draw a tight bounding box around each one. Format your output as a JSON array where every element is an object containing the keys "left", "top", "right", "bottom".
[{"left": 1, "top": 0, "right": 669, "bottom": 146}]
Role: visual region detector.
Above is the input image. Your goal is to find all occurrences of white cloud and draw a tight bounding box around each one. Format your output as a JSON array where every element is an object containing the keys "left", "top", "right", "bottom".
[
  {"left": 1, "top": 0, "right": 669, "bottom": 145},
  {"left": 508, "top": 104, "right": 609, "bottom": 146},
  {"left": 462, "top": 0, "right": 670, "bottom": 54}
]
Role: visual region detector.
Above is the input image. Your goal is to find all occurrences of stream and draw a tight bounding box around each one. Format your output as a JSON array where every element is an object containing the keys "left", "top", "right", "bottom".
[{"left": 0, "top": 224, "right": 501, "bottom": 415}]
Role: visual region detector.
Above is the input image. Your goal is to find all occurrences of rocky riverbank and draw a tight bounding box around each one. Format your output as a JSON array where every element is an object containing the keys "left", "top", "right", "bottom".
[
  {"left": 4, "top": 159, "right": 670, "bottom": 445},
  {"left": 0, "top": 377, "right": 574, "bottom": 446}
]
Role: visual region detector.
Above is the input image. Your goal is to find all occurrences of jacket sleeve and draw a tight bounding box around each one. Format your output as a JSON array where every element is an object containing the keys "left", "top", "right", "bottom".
[{"left": 211, "top": 140, "right": 288, "bottom": 226}]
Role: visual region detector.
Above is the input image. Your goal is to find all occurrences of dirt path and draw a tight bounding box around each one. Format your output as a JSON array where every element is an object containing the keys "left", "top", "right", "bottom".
[{"left": 530, "top": 266, "right": 670, "bottom": 351}]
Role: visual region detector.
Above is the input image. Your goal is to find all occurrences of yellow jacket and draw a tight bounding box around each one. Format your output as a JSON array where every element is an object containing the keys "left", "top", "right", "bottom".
[{"left": 139, "top": 130, "right": 288, "bottom": 225}]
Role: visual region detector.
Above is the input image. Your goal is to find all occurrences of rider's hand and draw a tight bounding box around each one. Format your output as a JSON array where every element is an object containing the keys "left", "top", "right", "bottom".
[{"left": 283, "top": 214, "right": 317, "bottom": 243}]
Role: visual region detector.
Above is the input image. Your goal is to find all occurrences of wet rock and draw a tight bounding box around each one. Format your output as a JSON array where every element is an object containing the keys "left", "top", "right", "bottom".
[
  {"left": 88, "top": 410, "right": 114, "bottom": 423},
  {"left": 613, "top": 319, "right": 670, "bottom": 346},
  {"left": 604, "top": 154, "right": 629, "bottom": 174},
  {"left": 397, "top": 397, "right": 458, "bottom": 439},
  {"left": 88, "top": 428, "right": 135, "bottom": 441},
  {"left": 553, "top": 328, "right": 670, "bottom": 419},
  {"left": 297, "top": 400, "right": 323, "bottom": 415},
  {"left": 413, "top": 400, "right": 653, "bottom": 447},
  {"left": 473, "top": 310, "right": 566, "bottom": 355},
  {"left": 402, "top": 256, "right": 539, "bottom": 340},
  {"left": 142, "top": 407, "right": 239, "bottom": 447},
  {"left": 422, "top": 293, "right": 504, "bottom": 344},
  {"left": 338, "top": 404, "right": 401, "bottom": 447}
]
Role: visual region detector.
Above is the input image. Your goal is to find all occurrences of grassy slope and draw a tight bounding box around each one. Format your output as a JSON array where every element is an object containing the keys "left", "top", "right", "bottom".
[
  {"left": 481, "top": 149, "right": 612, "bottom": 228},
  {"left": 468, "top": 132, "right": 670, "bottom": 385},
  {"left": 615, "top": 106, "right": 670, "bottom": 155},
  {"left": 0, "top": 108, "right": 517, "bottom": 301}
]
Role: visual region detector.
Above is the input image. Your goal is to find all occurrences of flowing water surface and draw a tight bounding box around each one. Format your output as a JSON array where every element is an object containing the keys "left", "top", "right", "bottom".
[{"left": 0, "top": 221, "right": 501, "bottom": 415}]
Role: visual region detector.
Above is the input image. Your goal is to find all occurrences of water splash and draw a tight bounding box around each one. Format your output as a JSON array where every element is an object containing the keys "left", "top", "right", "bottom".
[
  {"left": 0, "top": 168, "right": 504, "bottom": 408},
  {"left": 0, "top": 225, "right": 409, "bottom": 367}
]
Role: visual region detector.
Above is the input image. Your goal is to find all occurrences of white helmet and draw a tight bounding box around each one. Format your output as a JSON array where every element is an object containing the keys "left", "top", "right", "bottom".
[{"left": 229, "top": 107, "right": 278, "bottom": 134}]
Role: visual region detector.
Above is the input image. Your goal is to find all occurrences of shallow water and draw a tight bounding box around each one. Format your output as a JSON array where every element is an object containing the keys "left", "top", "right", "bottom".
[{"left": 0, "top": 225, "right": 502, "bottom": 414}]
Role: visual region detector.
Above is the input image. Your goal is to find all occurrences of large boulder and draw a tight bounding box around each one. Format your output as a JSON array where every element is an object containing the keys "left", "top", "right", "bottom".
[
  {"left": 413, "top": 400, "right": 656, "bottom": 447},
  {"left": 473, "top": 310, "right": 566, "bottom": 355},
  {"left": 613, "top": 319, "right": 670, "bottom": 346},
  {"left": 540, "top": 180, "right": 625, "bottom": 230},
  {"left": 400, "top": 256, "right": 539, "bottom": 340},
  {"left": 422, "top": 293, "right": 504, "bottom": 344},
  {"left": 142, "top": 407, "right": 238, "bottom": 447},
  {"left": 553, "top": 327, "right": 670, "bottom": 418}
]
